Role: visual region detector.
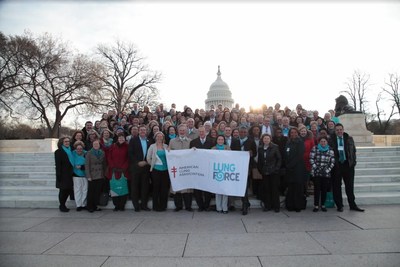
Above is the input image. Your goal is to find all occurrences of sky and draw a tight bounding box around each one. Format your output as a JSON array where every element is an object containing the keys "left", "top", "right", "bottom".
[{"left": 1, "top": 0, "right": 400, "bottom": 123}]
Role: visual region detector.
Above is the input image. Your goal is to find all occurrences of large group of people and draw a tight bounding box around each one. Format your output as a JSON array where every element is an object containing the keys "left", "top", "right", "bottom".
[{"left": 54, "top": 102, "right": 365, "bottom": 214}]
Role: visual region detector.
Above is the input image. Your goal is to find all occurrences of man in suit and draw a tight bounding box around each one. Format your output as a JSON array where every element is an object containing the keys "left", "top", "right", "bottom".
[
  {"left": 206, "top": 109, "right": 216, "bottom": 125},
  {"left": 169, "top": 124, "right": 193, "bottom": 211},
  {"left": 281, "top": 116, "right": 293, "bottom": 137},
  {"left": 190, "top": 126, "right": 215, "bottom": 211},
  {"left": 301, "top": 109, "right": 311, "bottom": 127},
  {"left": 130, "top": 103, "right": 142, "bottom": 118},
  {"left": 330, "top": 123, "right": 364, "bottom": 212},
  {"left": 224, "top": 126, "right": 241, "bottom": 151},
  {"left": 261, "top": 117, "right": 274, "bottom": 136},
  {"left": 238, "top": 126, "right": 257, "bottom": 215},
  {"left": 186, "top": 118, "right": 199, "bottom": 140},
  {"left": 224, "top": 126, "right": 241, "bottom": 211},
  {"left": 128, "top": 125, "right": 151, "bottom": 211}
]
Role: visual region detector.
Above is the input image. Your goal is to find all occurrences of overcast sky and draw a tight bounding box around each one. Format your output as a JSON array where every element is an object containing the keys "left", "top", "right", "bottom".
[{"left": 1, "top": 0, "right": 399, "bottom": 120}]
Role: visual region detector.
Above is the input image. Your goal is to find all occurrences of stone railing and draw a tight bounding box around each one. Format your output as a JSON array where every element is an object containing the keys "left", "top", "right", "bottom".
[{"left": 373, "top": 135, "right": 400, "bottom": 147}]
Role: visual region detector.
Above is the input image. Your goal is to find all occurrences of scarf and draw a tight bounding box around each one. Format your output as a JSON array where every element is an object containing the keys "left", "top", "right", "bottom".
[
  {"left": 168, "top": 134, "right": 176, "bottom": 140},
  {"left": 62, "top": 145, "right": 74, "bottom": 167},
  {"left": 90, "top": 148, "right": 104, "bottom": 159},
  {"left": 240, "top": 137, "right": 248, "bottom": 146},
  {"left": 317, "top": 144, "right": 329, "bottom": 152},
  {"left": 216, "top": 144, "right": 225, "bottom": 150},
  {"left": 103, "top": 138, "right": 113, "bottom": 148}
]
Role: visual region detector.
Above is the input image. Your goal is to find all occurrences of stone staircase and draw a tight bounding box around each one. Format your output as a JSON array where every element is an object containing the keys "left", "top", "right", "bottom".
[{"left": 0, "top": 147, "right": 400, "bottom": 209}]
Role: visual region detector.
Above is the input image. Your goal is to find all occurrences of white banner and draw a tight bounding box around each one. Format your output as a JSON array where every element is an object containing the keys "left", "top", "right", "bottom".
[{"left": 166, "top": 149, "right": 250, "bottom": 197}]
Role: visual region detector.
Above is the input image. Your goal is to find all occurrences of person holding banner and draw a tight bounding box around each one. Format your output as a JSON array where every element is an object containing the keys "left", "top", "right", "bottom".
[
  {"left": 212, "top": 135, "right": 231, "bottom": 213},
  {"left": 257, "top": 134, "right": 282, "bottom": 212},
  {"left": 147, "top": 131, "right": 170, "bottom": 212},
  {"left": 190, "top": 126, "right": 215, "bottom": 212},
  {"left": 168, "top": 124, "right": 193, "bottom": 212},
  {"left": 238, "top": 126, "right": 257, "bottom": 215}
]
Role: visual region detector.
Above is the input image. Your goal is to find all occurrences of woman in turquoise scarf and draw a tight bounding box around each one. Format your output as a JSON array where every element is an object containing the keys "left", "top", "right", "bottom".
[
  {"left": 72, "top": 141, "right": 87, "bottom": 211},
  {"left": 309, "top": 137, "right": 335, "bottom": 212},
  {"left": 211, "top": 135, "right": 231, "bottom": 214},
  {"left": 54, "top": 137, "right": 74, "bottom": 212}
]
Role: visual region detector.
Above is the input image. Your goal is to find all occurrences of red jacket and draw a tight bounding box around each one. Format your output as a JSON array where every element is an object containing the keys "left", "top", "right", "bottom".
[
  {"left": 106, "top": 142, "right": 130, "bottom": 180},
  {"left": 303, "top": 138, "right": 314, "bottom": 172}
]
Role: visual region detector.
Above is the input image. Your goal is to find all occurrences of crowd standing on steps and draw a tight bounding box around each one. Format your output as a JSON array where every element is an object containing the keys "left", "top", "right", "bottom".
[{"left": 54, "top": 102, "right": 364, "bottom": 214}]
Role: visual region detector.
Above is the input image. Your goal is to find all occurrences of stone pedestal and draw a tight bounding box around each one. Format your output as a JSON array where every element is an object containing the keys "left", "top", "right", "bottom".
[{"left": 338, "top": 113, "right": 374, "bottom": 147}]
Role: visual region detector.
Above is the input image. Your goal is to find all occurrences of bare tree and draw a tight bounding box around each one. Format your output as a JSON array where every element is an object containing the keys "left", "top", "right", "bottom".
[
  {"left": 96, "top": 40, "right": 161, "bottom": 113},
  {"left": 5, "top": 32, "right": 104, "bottom": 137},
  {"left": 342, "top": 70, "right": 371, "bottom": 112},
  {"left": 382, "top": 73, "right": 400, "bottom": 116},
  {"left": 373, "top": 92, "right": 396, "bottom": 134},
  {"left": 0, "top": 32, "right": 31, "bottom": 113},
  {"left": 131, "top": 87, "right": 160, "bottom": 111}
]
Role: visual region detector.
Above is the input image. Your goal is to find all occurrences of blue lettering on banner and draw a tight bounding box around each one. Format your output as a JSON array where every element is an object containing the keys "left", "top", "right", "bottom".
[{"left": 213, "top": 162, "right": 240, "bottom": 182}]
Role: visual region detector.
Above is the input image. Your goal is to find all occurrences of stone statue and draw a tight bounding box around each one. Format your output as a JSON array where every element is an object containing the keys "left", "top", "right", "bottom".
[{"left": 334, "top": 95, "right": 360, "bottom": 116}]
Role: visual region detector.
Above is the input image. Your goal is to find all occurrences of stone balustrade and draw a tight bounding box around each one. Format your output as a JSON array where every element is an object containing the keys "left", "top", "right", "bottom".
[{"left": 373, "top": 135, "right": 400, "bottom": 147}]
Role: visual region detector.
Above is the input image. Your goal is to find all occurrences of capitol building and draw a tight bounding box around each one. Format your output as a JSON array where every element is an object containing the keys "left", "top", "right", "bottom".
[{"left": 205, "top": 66, "right": 234, "bottom": 110}]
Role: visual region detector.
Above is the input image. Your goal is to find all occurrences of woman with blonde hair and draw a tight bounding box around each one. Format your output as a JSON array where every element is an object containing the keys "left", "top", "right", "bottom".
[{"left": 146, "top": 131, "right": 170, "bottom": 211}]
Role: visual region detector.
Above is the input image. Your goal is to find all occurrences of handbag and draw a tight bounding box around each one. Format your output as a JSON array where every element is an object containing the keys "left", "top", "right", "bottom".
[
  {"left": 98, "top": 192, "right": 109, "bottom": 206},
  {"left": 262, "top": 165, "right": 273, "bottom": 176},
  {"left": 252, "top": 168, "right": 262, "bottom": 180},
  {"left": 109, "top": 172, "right": 129, "bottom": 197},
  {"left": 324, "top": 191, "right": 335, "bottom": 208}
]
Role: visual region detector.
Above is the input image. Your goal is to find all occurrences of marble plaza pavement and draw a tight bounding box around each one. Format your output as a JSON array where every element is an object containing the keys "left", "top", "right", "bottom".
[{"left": 0, "top": 205, "right": 399, "bottom": 267}]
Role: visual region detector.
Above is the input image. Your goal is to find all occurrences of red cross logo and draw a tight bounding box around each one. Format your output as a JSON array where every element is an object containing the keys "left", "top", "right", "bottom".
[{"left": 171, "top": 166, "right": 177, "bottom": 178}]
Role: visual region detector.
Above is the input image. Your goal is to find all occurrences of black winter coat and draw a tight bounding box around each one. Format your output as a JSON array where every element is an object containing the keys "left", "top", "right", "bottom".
[
  {"left": 329, "top": 132, "right": 357, "bottom": 168},
  {"left": 285, "top": 137, "right": 305, "bottom": 183},
  {"left": 257, "top": 143, "right": 282, "bottom": 175},
  {"left": 54, "top": 148, "right": 74, "bottom": 189}
]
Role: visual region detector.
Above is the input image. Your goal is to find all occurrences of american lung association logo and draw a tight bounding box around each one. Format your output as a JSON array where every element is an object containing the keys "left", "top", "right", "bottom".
[
  {"left": 213, "top": 162, "right": 240, "bottom": 182},
  {"left": 170, "top": 166, "right": 177, "bottom": 178}
]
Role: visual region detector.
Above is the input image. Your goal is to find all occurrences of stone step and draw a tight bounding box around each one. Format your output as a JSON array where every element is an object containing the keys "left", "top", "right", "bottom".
[
  {"left": 0, "top": 166, "right": 55, "bottom": 172},
  {"left": 357, "top": 156, "right": 400, "bottom": 162},
  {"left": 355, "top": 161, "right": 400, "bottom": 168},
  {"left": 1, "top": 191, "right": 400, "bottom": 209},
  {"left": 354, "top": 167, "right": 400, "bottom": 176},
  {"left": 0, "top": 186, "right": 58, "bottom": 196},
  {"left": 357, "top": 147, "right": 400, "bottom": 152},
  {"left": 0, "top": 153, "right": 54, "bottom": 160},
  {"left": 0, "top": 178, "right": 54, "bottom": 187},
  {"left": 0, "top": 172, "right": 55, "bottom": 179},
  {"left": 0, "top": 161, "right": 55, "bottom": 166},
  {"left": 349, "top": 182, "right": 400, "bottom": 193},
  {"left": 357, "top": 151, "right": 400, "bottom": 157},
  {"left": 344, "top": 192, "right": 400, "bottom": 205},
  {"left": 1, "top": 179, "right": 398, "bottom": 197},
  {"left": 355, "top": 175, "right": 400, "bottom": 183}
]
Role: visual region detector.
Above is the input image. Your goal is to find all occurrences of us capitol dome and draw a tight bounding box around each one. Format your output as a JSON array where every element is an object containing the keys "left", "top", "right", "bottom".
[{"left": 205, "top": 66, "right": 234, "bottom": 110}]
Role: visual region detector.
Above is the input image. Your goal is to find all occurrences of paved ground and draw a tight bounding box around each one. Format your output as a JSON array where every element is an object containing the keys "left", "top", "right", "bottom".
[{"left": 0, "top": 205, "right": 399, "bottom": 267}]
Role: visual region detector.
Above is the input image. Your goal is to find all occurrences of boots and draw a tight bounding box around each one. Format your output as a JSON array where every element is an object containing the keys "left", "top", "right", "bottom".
[{"left": 59, "top": 205, "right": 70, "bottom": 212}]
